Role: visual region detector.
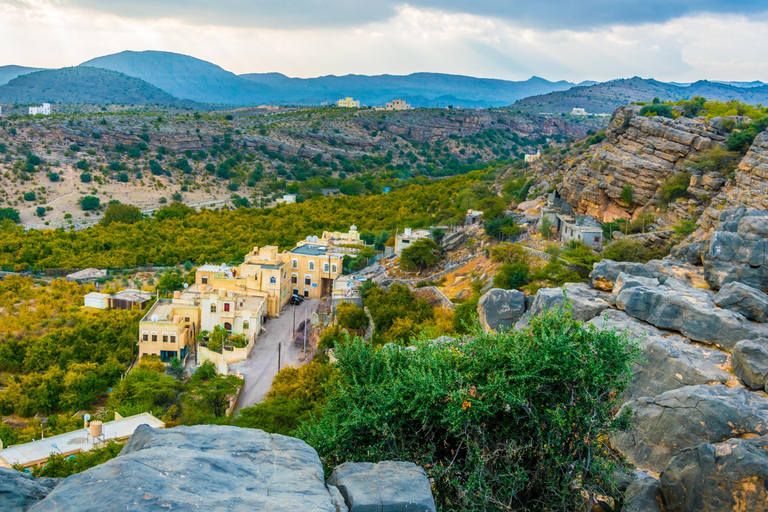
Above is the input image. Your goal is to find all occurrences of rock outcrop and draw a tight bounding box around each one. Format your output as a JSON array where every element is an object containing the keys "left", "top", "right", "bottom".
[
  {"left": 731, "top": 338, "right": 768, "bottom": 390},
  {"left": 524, "top": 282, "right": 610, "bottom": 322},
  {"left": 714, "top": 281, "right": 768, "bottom": 322},
  {"left": 611, "top": 384, "right": 768, "bottom": 473},
  {"left": 622, "top": 473, "right": 664, "bottom": 512},
  {"left": 660, "top": 436, "right": 768, "bottom": 512},
  {"left": 477, "top": 288, "right": 526, "bottom": 332},
  {"left": 328, "top": 461, "right": 436, "bottom": 512},
  {"left": 0, "top": 468, "right": 59, "bottom": 512}
]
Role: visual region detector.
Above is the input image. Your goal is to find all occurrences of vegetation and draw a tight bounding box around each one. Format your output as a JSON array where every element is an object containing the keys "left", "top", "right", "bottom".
[
  {"left": 659, "top": 172, "right": 691, "bottom": 206},
  {"left": 602, "top": 239, "right": 655, "bottom": 263},
  {"left": 300, "top": 305, "right": 639, "bottom": 511},
  {"left": 18, "top": 441, "right": 124, "bottom": 478},
  {"left": 620, "top": 184, "right": 633, "bottom": 204},
  {"left": 100, "top": 202, "right": 143, "bottom": 226},
  {"left": 400, "top": 238, "right": 441, "bottom": 272}
]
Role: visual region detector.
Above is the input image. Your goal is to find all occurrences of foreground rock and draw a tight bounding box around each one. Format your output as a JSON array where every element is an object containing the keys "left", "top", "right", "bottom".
[
  {"left": 660, "top": 436, "right": 768, "bottom": 512},
  {"left": 32, "top": 425, "right": 344, "bottom": 511},
  {"left": 477, "top": 288, "right": 526, "bottom": 332},
  {"left": 714, "top": 281, "right": 768, "bottom": 322},
  {"left": 590, "top": 258, "right": 705, "bottom": 292},
  {"left": 0, "top": 468, "right": 59, "bottom": 512},
  {"left": 731, "top": 338, "right": 768, "bottom": 390},
  {"left": 614, "top": 276, "right": 760, "bottom": 350},
  {"left": 524, "top": 283, "right": 610, "bottom": 322},
  {"left": 328, "top": 461, "right": 436, "bottom": 512},
  {"left": 622, "top": 473, "right": 664, "bottom": 512},
  {"left": 612, "top": 384, "right": 768, "bottom": 472},
  {"left": 587, "top": 310, "right": 734, "bottom": 400},
  {"left": 703, "top": 209, "right": 768, "bottom": 292}
]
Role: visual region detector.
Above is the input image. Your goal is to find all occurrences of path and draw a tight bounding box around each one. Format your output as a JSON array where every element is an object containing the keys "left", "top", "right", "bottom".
[{"left": 230, "top": 299, "right": 320, "bottom": 414}]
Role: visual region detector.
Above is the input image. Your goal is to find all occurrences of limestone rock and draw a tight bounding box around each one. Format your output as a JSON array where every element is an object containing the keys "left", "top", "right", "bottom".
[
  {"left": 714, "top": 281, "right": 768, "bottom": 322},
  {"left": 731, "top": 338, "right": 768, "bottom": 390},
  {"left": 0, "top": 468, "right": 59, "bottom": 512},
  {"left": 590, "top": 260, "right": 661, "bottom": 291},
  {"left": 612, "top": 384, "right": 768, "bottom": 473},
  {"left": 622, "top": 473, "right": 664, "bottom": 512},
  {"left": 615, "top": 277, "right": 760, "bottom": 350},
  {"left": 526, "top": 283, "right": 610, "bottom": 322},
  {"left": 660, "top": 436, "right": 768, "bottom": 512},
  {"left": 477, "top": 288, "right": 525, "bottom": 332},
  {"left": 587, "top": 310, "right": 733, "bottom": 400},
  {"left": 31, "top": 425, "right": 344, "bottom": 511},
  {"left": 328, "top": 461, "right": 436, "bottom": 512},
  {"left": 703, "top": 209, "right": 768, "bottom": 292}
]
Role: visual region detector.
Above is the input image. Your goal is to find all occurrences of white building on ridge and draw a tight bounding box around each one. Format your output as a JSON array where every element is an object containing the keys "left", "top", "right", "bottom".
[{"left": 29, "top": 103, "right": 52, "bottom": 115}]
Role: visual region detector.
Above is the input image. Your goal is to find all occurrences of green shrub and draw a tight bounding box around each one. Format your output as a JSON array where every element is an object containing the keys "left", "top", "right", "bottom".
[
  {"left": 47, "top": 172, "right": 60, "bottom": 182},
  {"left": 23, "top": 192, "right": 36, "bottom": 202},
  {"left": 0, "top": 208, "right": 20, "bottom": 223},
  {"left": 400, "top": 238, "right": 440, "bottom": 272},
  {"left": 639, "top": 104, "right": 674, "bottom": 118},
  {"left": 80, "top": 172, "right": 92, "bottom": 183},
  {"left": 620, "top": 184, "right": 633, "bottom": 204},
  {"left": 659, "top": 172, "right": 690, "bottom": 205},
  {"left": 602, "top": 239, "right": 652, "bottom": 263},
  {"left": 79, "top": 196, "right": 100, "bottom": 211},
  {"left": 301, "top": 305, "right": 639, "bottom": 511}
]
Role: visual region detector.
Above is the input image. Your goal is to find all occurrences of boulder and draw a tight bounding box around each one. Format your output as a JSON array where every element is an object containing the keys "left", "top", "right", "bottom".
[
  {"left": 587, "top": 310, "right": 734, "bottom": 400},
  {"left": 327, "top": 461, "right": 436, "bottom": 512},
  {"left": 615, "top": 277, "right": 760, "bottom": 350},
  {"left": 714, "top": 281, "right": 768, "bottom": 323},
  {"left": 0, "top": 468, "right": 59, "bottom": 512},
  {"left": 703, "top": 209, "right": 768, "bottom": 292},
  {"left": 477, "top": 288, "right": 525, "bottom": 332},
  {"left": 590, "top": 260, "right": 660, "bottom": 291},
  {"left": 660, "top": 436, "right": 768, "bottom": 512},
  {"left": 611, "top": 272, "right": 659, "bottom": 300},
  {"left": 731, "top": 338, "right": 768, "bottom": 390},
  {"left": 622, "top": 473, "right": 664, "bottom": 512},
  {"left": 611, "top": 384, "right": 768, "bottom": 473},
  {"left": 525, "top": 283, "right": 610, "bottom": 322},
  {"left": 31, "top": 425, "right": 346, "bottom": 511}
]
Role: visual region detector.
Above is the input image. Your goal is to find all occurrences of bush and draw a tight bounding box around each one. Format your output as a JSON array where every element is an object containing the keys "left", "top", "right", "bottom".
[
  {"left": 301, "top": 305, "right": 639, "bottom": 511},
  {"left": 36, "top": 207, "right": 46, "bottom": 217},
  {"left": 659, "top": 172, "right": 690, "bottom": 205},
  {"left": 47, "top": 172, "right": 60, "bottom": 182},
  {"left": 100, "top": 202, "right": 142, "bottom": 226},
  {"left": 80, "top": 172, "right": 92, "bottom": 183},
  {"left": 79, "top": 196, "right": 100, "bottom": 211},
  {"left": 336, "top": 302, "right": 369, "bottom": 332},
  {"left": 400, "top": 238, "right": 440, "bottom": 272},
  {"left": 620, "top": 184, "right": 633, "bottom": 204},
  {"left": 0, "top": 208, "right": 20, "bottom": 223},
  {"left": 602, "top": 239, "right": 651, "bottom": 263},
  {"left": 639, "top": 104, "right": 674, "bottom": 118},
  {"left": 23, "top": 192, "right": 36, "bottom": 202},
  {"left": 493, "top": 261, "right": 531, "bottom": 290},
  {"left": 117, "top": 172, "right": 129, "bottom": 183},
  {"left": 76, "top": 160, "right": 89, "bottom": 171}
]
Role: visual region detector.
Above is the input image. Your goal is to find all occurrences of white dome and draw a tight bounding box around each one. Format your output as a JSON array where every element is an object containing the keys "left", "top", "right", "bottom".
[{"left": 350, "top": 224, "right": 357, "bottom": 231}]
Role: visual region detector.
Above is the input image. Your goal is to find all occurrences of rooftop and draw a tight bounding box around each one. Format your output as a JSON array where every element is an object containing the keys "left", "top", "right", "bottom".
[
  {"left": 0, "top": 413, "right": 164, "bottom": 468},
  {"left": 291, "top": 244, "right": 328, "bottom": 256},
  {"left": 198, "top": 264, "right": 229, "bottom": 273},
  {"left": 84, "top": 292, "right": 111, "bottom": 300},
  {"left": 142, "top": 299, "right": 177, "bottom": 323},
  {"left": 66, "top": 268, "right": 107, "bottom": 280},
  {"left": 111, "top": 289, "right": 152, "bottom": 302}
]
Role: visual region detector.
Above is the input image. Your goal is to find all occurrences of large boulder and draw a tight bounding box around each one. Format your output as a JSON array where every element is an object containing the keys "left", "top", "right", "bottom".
[
  {"left": 622, "top": 473, "right": 664, "bottom": 512},
  {"left": 477, "top": 288, "right": 525, "bottom": 332},
  {"left": 327, "top": 461, "right": 436, "bottom": 512},
  {"left": 714, "top": 281, "right": 768, "bottom": 323},
  {"left": 525, "top": 283, "right": 610, "bottom": 322},
  {"left": 615, "top": 277, "right": 760, "bottom": 350},
  {"left": 703, "top": 209, "right": 768, "bottom": 292},
  {"left": 587, "top": 310, "right": 734, "bottom": 400},
  {"left": 611, "top": 384, "right": 768, "bottom": 473},
  {"left": 660, "top": 436, "right": 768, "bottom": 512},
  {"left": 589, "top": 259, "right": 704, "bottom": 292},
  {"left": 731, "top": 338, "right": 768, "bottom": 390},
  {"left": 0, "top": 468, "right": 59, "bottom": 512},
  {"left": 31, "top": 425, "right": 347, "bottom": 511}
]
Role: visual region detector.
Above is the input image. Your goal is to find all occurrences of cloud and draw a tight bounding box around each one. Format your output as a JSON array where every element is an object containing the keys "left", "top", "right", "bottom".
[{"left": 8, "top": 0, "right": 768, "bottom": 30}]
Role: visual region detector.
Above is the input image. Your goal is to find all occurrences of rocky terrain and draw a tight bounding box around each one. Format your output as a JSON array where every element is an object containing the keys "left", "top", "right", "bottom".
[{"left": 477, "top": 208, "right": 768, "bottom": 511}]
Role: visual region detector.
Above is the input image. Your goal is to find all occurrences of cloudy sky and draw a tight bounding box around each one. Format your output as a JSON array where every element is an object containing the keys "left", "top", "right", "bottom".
[{"left": 0, "top": 0, "right": 766, "bottom": 82}]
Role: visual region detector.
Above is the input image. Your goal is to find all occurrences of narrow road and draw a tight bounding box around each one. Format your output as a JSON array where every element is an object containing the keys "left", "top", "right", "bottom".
[{"left": 230, "top": 299, "right": 320, "bottom": 414}]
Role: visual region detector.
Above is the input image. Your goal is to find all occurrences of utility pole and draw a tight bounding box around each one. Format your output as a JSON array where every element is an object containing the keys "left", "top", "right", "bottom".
[
  {"left": 277, "top": 342, "right": 281, "bottom": 372},
  {"left": 303, "top": 303, "right": 308, "bottom": 359}
]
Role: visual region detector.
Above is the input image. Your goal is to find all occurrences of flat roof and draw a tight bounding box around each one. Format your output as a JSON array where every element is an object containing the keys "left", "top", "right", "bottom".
[
  {"left": 111, "top": 289, "right": 152, "bottom": 302},
  {"left": 0, "top": 413, "right": 164, "bottom": 467},
  {"left": 291, "top": 244, "right": 328, "bottom": 256},
  {"left": 198, "top": 264, "right": 229, "bottom": 273},
  {"left": 67, "top": 268, "right": 107, "bottom": 280},
  {"left": 142, "top": 299, "right": 176, "bottom": 322},
  {"left": 84, "top": 292, "right": 111, "bottom": 300}
]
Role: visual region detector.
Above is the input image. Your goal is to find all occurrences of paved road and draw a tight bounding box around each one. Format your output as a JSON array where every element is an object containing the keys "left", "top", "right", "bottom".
[{"left": 230, "top": 299, "right": 320, "bottom": 414}]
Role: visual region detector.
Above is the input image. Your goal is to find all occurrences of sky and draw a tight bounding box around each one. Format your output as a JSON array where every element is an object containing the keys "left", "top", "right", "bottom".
[{"left": 1, "top": 0, "right": 767, "bottom": 82}]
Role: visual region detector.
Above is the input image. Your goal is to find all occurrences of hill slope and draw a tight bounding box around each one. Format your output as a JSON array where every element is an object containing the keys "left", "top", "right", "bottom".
[
  {"left": 513, "top": 77, "right": 768, "bottom": 113},
  {"left": 0, "top": 65, "right": 43, "bottom": 87},
  {"left": 0, "top": 67, "right": 196, "bottom": 107},
  {"left": 81, "top": 50, "right": 271, "bottom": 105}
]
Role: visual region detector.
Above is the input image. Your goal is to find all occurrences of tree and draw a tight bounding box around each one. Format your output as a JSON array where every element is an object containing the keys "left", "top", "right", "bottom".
[
  {"left": 484, "top": 216, "right": 520, "bottom": 240},
  {"left": 493, "top": 261, "right": 531, "bottom": 290},
  {"left": 157, "top": 271, "right": 183, "bottom": 293},
  {"left": 79, "top": 196, "right": 100, "bottom": 211},
  {"left": 400, "top": 238, "right": 440, "bottom": 272},
  {"left": 79, "top": 172, "right": 92, "bottom": 183},
  {"left": 602, "top": 239, "right": 652, "bottom": 263},
  {"left": 100, "top": 203, "right": 143, "bottom": 226},
  {"left": 187, "top": 368, "right": 242, "bottom": 418},
  {"left": 0, "top": 208, "right": 20, "bottom": 223},
  {"left": 301, "top": 304, "right": 639, "bottom": 511},
  {"left": 36, "top": 207, "right": 46, "bottom": 218},
  {"left": 539, "top": 216, "right": 553, "bottom": 238},
  {"left": 336, "top": 302, "right": 368, "bottom": 332},
  {"left": 430, "top": 228, "right": 445, "bottom": 247}
]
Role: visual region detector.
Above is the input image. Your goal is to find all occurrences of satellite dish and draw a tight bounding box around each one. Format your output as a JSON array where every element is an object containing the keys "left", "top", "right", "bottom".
[
  {"left": 183, "top": 283, "right": 189, "bottom": 289},
  {"left": 83, "top": 414, "right": 91, "bottom": 422},
  {"left": 151, "top": 314, "right": 159, "bottom": 322},
  {"left": 306, "top": 236, "right": 312, "bottom": 242},
  {"left": 312, "top": 236, "right": 318, "bottom": 242}
]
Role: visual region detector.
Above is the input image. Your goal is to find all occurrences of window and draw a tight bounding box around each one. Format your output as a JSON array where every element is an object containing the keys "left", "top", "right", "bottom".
[
  {"left": 308, "top": 261, "right": 315, "bottom": 271},
  {"left": 291, "top": 274, "right": 298, "bottom": 284},
  {"left": 151, "top": 332, "right": 158, "bottom": 342},
  {"left": 292, "top": 259, "right": 298, "bottom": 269},
  {"left": 270, "top": 276, "right": 277, "bottom": 284},
  {"left": 202, "top": 276, "right": 208, "bottom": 284},
  {"left": 224, "top": 302, "right": 231, "bottom": 312},
  {"left": 595, "top": 236, "right": 600, "bottom": 243},
  {"left": 185, "top": 317, "right": 190, "bottom": 323},
  {"left": 142, "top": 331, "right": 149, "bottom": 342},
  {"left": 243, "top": 321, "right": 250, "bottom": 330},
  {"left": 210, "top": 304, "right": 217, "bottom": 313},
  {"left": 305, "top": 276, "right": 311, "bottom": 286},
  {"left": 331, "top": 264, "right": 338, "bottom": 273},
  {"left": 170, "top": 335, "right": 176, "bottom": 343},
  {"left": 224, "top": 322, "right": 232, "bottom": 332},
  {"left": 323, "top": 263, "right": 329, "bottom": 273},
  {"left": 162, "top": 333, "right": 169, "bottom": 343}
]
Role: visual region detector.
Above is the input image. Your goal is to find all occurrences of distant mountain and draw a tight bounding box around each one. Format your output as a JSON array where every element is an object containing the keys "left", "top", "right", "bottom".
[
  {"left": 81, "top": 51, "right": 272, "bottom": 105},
  {"left": 0, "top": 67, "right": 197, "bottom": 107},
  {"left": 512, "top": 77, "right": 768, "bottom": 114},
  {"left": 0, "top": 65, "right": 43, "bottom": 86}
]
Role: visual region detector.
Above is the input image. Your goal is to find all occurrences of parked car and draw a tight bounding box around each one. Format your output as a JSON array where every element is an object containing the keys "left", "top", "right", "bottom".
[{"left": 290, "top": 295, "right": 304, "bottom": 305}]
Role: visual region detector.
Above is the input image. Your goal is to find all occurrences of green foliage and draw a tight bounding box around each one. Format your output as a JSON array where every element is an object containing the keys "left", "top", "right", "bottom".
[
  {"left": 620, "top": 184, "right": 633, "bottom": 204},
  {"left": 493, "top": 261, "right": 531, "bottom": 290},
  {"left": 539, "top": 216, "right": 554, "bottom": 238},
  {"left": 640, "top": 104, "right": 674, "bottom": 118},
  {"left": 79, "top": 195, "right": 100, "bottom": 211},
  {"left": 726, "top": 117, "right": 768, "bottom": 154},
  {"left": 23, "top": 192, "right": 36, "bottom": 202},
  {"left": 602, "top": 239, "right": 653, "bottom": 263},
  {"left": 301, "top": 305, "right": 639, "bottom": 511},
  {"left": 686, "top": 146, "right": 740, "bottom": 176},
  {"left": 36, "top": 207, "right": 46, "bottom": 217},
  {"left": 585, "top": 129, "right": 606, "bottom": 146},
  {"left": 452, "top": 295, "right": 479, "bottom": 334},
  {"left": 430, "top": 227, "right": 446, "bottom": 246},
  {"left": 0, "top": 208, "right": 20, "bottom": 223},
  {"left": 79, "top": 172, "right": 92, "bottom": 183},
  {"left": 673, "top": 220, "right": 698, "bottom": 235},
  {"left": 100, "top": 202, "right": 143, "bottom": 226},
  {"left": 400, "top": 238, "right": 440, "bottom": 272},
  {"left": 364, "top": 284, "right": 434, "bottom": 344},
  {"left": 659, "top": 172, "right": 691, "bottom": 206},
  {"left": 676, "top": 96, "right": 706, "bottom": 118},
  {"left": 47, "top": 172, "right": 60, "bottom": 182},
  {"left": 234, "top": 362, "right": 336, "bottom": 435},
  {"left": 336, "top": 302, "right": 369, "bottom": 332},
  {"left": 185, "top": 362, "right": 243, "bottom": 418},
  {"left": 484, "top": 216, "right": 520, "bottom": 240},
  {"left": 21, "top": 441, "right": 124, "bottom": 478}
]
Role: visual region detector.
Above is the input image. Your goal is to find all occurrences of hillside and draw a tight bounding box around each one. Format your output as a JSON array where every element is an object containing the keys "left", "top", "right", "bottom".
[
  {"left": 0, "top": 65, "right": 43, "bottom": 86},
  {"left": 81, "top": 51, "right": 271, "bottom": 105},
  {"left": 513, "top": 77, "right": 768, "bottom": 113},
  {"left": 0, "top": 67, "right": 197, "bottom": 107}
]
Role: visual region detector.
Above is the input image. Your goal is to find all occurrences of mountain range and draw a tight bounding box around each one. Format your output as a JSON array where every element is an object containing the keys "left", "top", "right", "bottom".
[{"left": 1, "top": 50, "right": 767, "bottom": 110}]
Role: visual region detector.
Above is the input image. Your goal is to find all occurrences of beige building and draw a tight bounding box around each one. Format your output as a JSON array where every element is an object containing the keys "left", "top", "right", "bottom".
[
  {"left": 385, "top": 99, "right": 412, "bottom": 111},
  {"left": 337, "top": 97, "right": 360, "bottom": 108},
  {"left": 395, "top": 228, "right": 432, "bottom": 256}
]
